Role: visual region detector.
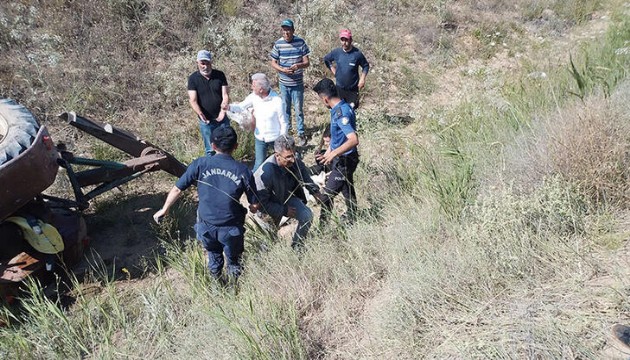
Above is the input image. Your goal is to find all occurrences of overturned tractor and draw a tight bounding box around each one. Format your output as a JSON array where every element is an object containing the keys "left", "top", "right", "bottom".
[{"left": 0, "top": 98, "right": 185, "bottom": 301}]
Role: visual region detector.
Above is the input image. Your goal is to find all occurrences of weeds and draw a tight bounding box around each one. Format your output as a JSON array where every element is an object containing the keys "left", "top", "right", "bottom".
[{"left": 1, "top": 0, "right": 630, "bottom": 358}]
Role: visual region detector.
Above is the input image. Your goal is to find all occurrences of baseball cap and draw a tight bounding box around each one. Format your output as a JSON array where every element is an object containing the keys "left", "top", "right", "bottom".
[
  {"left": 339, "top": 29, "right": 352, "bottom": 39},
  {"left": 197, "top": 50, "right": 212, "bottom": 62},
  {"left": 211, "top": 126, "right": 238, "bottom": 151},
  {"left": 281, "top": 19, "right": 294, "bottom": 28}
]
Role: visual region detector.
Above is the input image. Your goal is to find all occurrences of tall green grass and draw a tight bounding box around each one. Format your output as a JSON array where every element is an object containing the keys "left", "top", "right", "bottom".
[{"left": 1, "top": 0, "right": 629, "bottom": 358}]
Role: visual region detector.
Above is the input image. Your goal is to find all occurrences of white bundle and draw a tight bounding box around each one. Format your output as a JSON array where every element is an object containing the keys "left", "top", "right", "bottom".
[{"left": 227, "top": 108, "right": 255, "bottom": 132}]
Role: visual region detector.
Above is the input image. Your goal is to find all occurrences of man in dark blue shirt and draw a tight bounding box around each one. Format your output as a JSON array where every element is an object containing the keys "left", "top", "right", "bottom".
[
  {"left": 313, "top": 78, "right": 360, "bottom": 225},
  {"left": 153, "top": 126, "right": 259, "bottom": 282},
  {"left": 323, "top": 29, "right": 370, "bottom": 109}
]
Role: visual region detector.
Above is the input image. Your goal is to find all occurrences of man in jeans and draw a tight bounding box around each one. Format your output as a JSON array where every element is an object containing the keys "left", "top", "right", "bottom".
[
  {"left": 269, "top": 19, "right": 310, "bottom": 147},
  {"left": 228, "top": 73, "right": 287, "bottom": 171},
  {"left": 153, "top": 126, "right": 259, "bottom": 283},
  {"left": 254, "top": 135, "right": 322, "bottom": 249},
  {"left": 188, "top": 50, "right": 230, "bottom": 155}
]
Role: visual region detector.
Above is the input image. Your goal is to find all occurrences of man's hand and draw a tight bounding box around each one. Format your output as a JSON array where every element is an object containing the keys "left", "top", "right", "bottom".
[
  {"left": 216, "top": 110, "right": 226, "bottom": 122},
  {"left": 286, "top": 206, "right": 297, "bottom": 218},
  {"left": 316, "top": 149, "right": 336, "bottom": 166},
  {"left": 153, "top": 209, "right": 167, "bottom": 224},
  {"left": 283, "top": 67, "right": 295, "bottom": 75},
  {"left": 249, "top": 203, "right": 260, "bottom": 213},
  {"left": 358, "top": 78, "right": 366, "bottom": 90},
  {"left": 330, "top": 66, "right": 337, "bottom": 75},
  {"left": 198, "top": 113, "right": 209, "bottom": 124}
]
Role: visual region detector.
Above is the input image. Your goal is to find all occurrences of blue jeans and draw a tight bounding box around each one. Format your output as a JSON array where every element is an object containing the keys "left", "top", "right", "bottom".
[
  {"left": 195, "top": 221, "right": 245, "bottom": 279},
  {"left": 254, "top": 138, "right": 275, "bottom": 172},
  {"left": 271, "top": 196, "right": 313, "bottom": 248},
  {"left": 279, "top": 83, "right": 305, "bottom": 136},
  {"left": 198, "top": 117, "right": 230, "bottom": 156}
]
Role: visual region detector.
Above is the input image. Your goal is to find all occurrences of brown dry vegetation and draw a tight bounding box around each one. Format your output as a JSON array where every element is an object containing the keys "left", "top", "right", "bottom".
[{"left": 1, "top": 0, "right": 630, "bottom": 358}]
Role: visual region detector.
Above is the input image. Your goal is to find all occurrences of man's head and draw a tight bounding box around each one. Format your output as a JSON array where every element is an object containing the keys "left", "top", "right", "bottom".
[
  {"left": 196, "top": 50, "right": 213, "bottom": 76},
  {"left": 251, "top": 73, "right": 271, "bottom": 98},
  {"left": 312, "top": 78, "right": 339, "bottom": 109},
  {"left": 339, "top": 29, "right": 353, "bottom": 52},
  {"left": 273, "top": 135, "right": 296, "bottom": 168},
  {"left": 211, "top": 126, "right": 238, "bottom": 154},
  {"left": 280, "top": 19, "right": 295, "bottom": 42}
]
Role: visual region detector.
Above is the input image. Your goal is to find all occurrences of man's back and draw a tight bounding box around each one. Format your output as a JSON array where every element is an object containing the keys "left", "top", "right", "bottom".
[{"left": 177, "top": 153, "right": 255, "bottom": 226}]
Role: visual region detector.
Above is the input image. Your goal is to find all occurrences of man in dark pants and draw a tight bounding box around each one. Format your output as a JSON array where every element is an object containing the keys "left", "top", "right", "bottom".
[
  {"left": 188, "top": 50, "right": 230, "bottom": 156},
  {"left": 323, "top": 29, "right": 370, "bottom": 109},
  {"left": 153, "top": 126, "right": 259, "bottom": 283},
  {"left": 312, "top": 78, "right": 360, "bottom": 224}
]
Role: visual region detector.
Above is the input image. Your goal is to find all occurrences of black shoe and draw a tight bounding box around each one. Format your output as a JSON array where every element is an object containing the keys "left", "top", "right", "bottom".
[
  {"left": 297, "top": 135, "right": 307, "bottom": 147},
  {"left": 340, "top": 212, "right": 355, "bottom": 225},
  {"left": 612, "top": 324, "right": 630, "bottom": 349}
]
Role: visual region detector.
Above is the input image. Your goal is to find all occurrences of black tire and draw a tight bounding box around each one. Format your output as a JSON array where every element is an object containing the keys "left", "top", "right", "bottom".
[{"left": 0, "top": 98, "right": 40, "bottom": 165}]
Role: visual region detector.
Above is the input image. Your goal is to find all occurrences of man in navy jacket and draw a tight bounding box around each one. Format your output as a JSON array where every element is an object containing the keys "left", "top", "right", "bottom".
[{"left": 154, "top": 126, "right": 259, "bottom": 282}]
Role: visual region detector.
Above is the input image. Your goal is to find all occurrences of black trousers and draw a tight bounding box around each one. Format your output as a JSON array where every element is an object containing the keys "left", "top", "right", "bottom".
[
  {"left": 336, "top": 87, "right": 360, "bottom": 109},
  {"left": 320, "top": 151, "right": 359, "bottom": 223}
]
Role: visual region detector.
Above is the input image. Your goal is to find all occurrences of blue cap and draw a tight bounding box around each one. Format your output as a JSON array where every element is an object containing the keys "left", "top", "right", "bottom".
[
  {"left": 196, "top": 50, "right": 212, "bottom": 62},
  {"left": 280, "top": 19, "right": 294, "bottom": 28}
]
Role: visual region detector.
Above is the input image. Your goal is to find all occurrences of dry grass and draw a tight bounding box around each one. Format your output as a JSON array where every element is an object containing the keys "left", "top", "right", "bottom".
[
  {"left": 2, "top": 0, "right": 630, "bottom": 359},
  {"left": 504, "top": 83, "right": 630, "bottom": 208}
]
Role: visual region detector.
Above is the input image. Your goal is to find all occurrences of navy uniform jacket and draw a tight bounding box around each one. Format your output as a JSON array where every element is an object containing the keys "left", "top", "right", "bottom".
[
  {"left": 329, "top": 100, "right": 357, "bottom": 155},
  {"left": 176, "top": 153, "right": 257, "bottom": 226}
]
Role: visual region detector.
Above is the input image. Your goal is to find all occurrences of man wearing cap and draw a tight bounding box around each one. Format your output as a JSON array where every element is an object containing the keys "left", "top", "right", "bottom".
[
  {"left": 269, "top": 19, "right": 310, "bottom": 147},
  {"left": 323, "top": 29, "right": 370, "bottom": 109},
  {"left": 188, "top": 50, "right": 230, "bottom": 156},
  {"left": 153, "top": 126, "right": 259, "bottom": 283},
  {"left": 312, "top": 78, "right": 359, "bottom": 225},
  {"left": 254, "top": 135, "right": 322, "bottom": 249}
]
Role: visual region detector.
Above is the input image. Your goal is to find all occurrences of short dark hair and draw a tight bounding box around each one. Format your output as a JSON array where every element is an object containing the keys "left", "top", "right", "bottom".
[
  {"left": 322, "top": 124, "right": 331, "bottom": 138},
  {"left": 313, "top": 78, "right": 338, "bottom": 98},
  {"left": 211, "top": 126, "right": 238, "bottom": 152}
]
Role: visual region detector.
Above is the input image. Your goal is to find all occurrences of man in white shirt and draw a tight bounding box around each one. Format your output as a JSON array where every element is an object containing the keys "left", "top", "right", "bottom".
[{"left": 229, "top": 73, "right": 288, "bottom": 171}]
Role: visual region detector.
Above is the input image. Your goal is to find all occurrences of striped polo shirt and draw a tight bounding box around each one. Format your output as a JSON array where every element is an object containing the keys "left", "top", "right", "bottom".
[{"left": 270, "top": 35, "right": 310, "bottom": 87}]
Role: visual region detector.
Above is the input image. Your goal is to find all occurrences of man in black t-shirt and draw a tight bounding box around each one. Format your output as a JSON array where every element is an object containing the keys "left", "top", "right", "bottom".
[{"left": 187, "top": 50, "right": 230, "bottom": 155}]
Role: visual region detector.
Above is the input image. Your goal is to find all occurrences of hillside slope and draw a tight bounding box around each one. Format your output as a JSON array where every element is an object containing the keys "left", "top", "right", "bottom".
[{"left": 1, "top": 0, "right": 629, "bottom": 358}]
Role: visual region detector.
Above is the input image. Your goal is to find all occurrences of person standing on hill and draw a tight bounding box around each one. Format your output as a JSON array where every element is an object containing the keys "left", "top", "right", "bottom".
[
  {"left": 323, "top": 29, "right": 370, "bottom": 109},
  {"left": 188, "top": 50, "right": 230, "bottom": 156},
  {"left": 270, "top": 19, "right": 310, "bottom": 147},
  {"left": 313, "top": 78, "right": 360, "bottom": 225},
  {"left": 153, "top": 126, "right": 259, "bottom": 284},
  {"left": 254, "top": 135, "right": 322, "bottom": 249},
  {"left": 228, "top": 73, "right": 287, "bottom": 172}
]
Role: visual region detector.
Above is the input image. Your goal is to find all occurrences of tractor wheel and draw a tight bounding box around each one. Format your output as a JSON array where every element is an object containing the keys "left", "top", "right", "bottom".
[{"left": 0, "top": 98, "right": 40, "bottom": 165}]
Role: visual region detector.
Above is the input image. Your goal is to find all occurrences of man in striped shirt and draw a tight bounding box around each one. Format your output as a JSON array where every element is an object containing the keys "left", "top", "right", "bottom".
[{"left": 269, "top": 19, "right": 310, "bottom": 147}]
